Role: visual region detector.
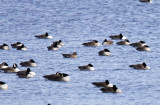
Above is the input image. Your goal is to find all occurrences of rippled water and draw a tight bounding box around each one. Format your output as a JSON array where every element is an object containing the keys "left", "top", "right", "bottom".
[{"left": 0, "top": 0, "right": 160, "bottom": 105}]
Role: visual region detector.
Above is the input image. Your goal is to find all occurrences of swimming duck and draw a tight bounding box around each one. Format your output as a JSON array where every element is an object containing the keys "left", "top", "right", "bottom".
[
  {"left": 98, "top": 49, "right": 111, "bottom": 56},
  {"left": 82, "top": 40, "right": 100, "bottom": 47},
  {"left": 20, "top": 59, "right": 36, "bottom": 67},
  {"left": 62, "top": 52, "right": 77, "bottom": 58},
  {"left": 116, "top": 39, "right": 130, "bottom": 45},
  {"left": 1, "top": 63, "right": 20, "bottom": 73},
  {"left": 35, "top": 32, "right": 53, "bottom": 39},
  {"left": 0, "top": 62, "right": 8, "bottom": 69},
  {"left": 100, "top": 85, "right": 122, "bottom": 93},
  {"left": 129, "top": 62, "right": 150, "bottom": 70},
  {"left": 130, "top": 41, "right": 146, "bottom": 47},
  {"left": 139, "top": 0, "right": 152, "bottom": 3},
  {"left": 109, "top": 33, "right": 127, "bottom": 40},
  {"left": 0, "top": 81, "right": 8, "bottom": 90},
  {"left": 91, "top": 80, "right": 113, "bottom": 87},
  {"left": 11, "top": 42, "right": 23, "bottom": 48},
  {"left": 0, "top": 43, "right": 9, "bottom": 50},
  {"left": 136, "top": 45, "right": 150, "bottom": 51},
  {"left": 43, "top": 72, "right": 70, "bottom": 82},
  {"left": 102, "top": 39, "right": 113, "bottom": 45},
  {"left": 16, "top": 68, "right": 36, "bottom": 78},
  {"left": 78, "top": 64, "right": 94, "bottom": 71},
  {"left": 16, "top": 44, "right": 27, "bottom": 51},
  {"left": 48, "top": 42, "right": 59, "bottom": 50}
]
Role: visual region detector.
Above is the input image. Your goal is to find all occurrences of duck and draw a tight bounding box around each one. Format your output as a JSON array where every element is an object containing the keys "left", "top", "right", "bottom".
[
  {"left": 62, "top": 52, "right": 77, "bottom": 58},
  {"left": 43, "top": 72, "right": 70, "bottom": 82},
  {"left": 11, "top": 42, "right": 23, "bottom": 48},
  {"left": 0, "top": 62, "right": 8, "bottom": 69},
  {"left": 47, "top": 42, "right": 59, "bottom": 50},
  {"left": 130, "top": 41, "right": 146, "bottom": 47},
  {"left": 16, "top": 68, "right": 36, "bottom": 78},
  {"left": 91, "top": 80, "right": 113, "bottom": 87},
  {"left": 0, "top": 43, "right": 9, "bottom": 50},
  {"left": 139, "top": 0, "right": 152, "bottom": 3},
  {"left": 129, "top": 62, "right": 150, "bottom": 70},
  {"left": 52, "top": 40, "right": 64, "bottom": 47},
  {"left": 109, "top": 33, "right": 127, "bottom": 40},
  {"left": 35, "top": 32, "right": 53, "bottom": 39},
  {"left": 116, "top": 39, "right": 130, "bottom": 45},
  {"left": 98, "top": 49, "right": 111, "bottom": 56},
  {"left": 136, "top": 45, "right": 150, "bottom": 51},
  {"left": 100, "top": 85, "right": 122, "bottom": 93},
  {"left": 16, "top": 44, "right": 27, "bottom": 51},
  {"left": 0, "top": 81, "right": 8, "bottom": 90},
  {"left": 20, "top": 59, "right": 36, "bottom": 67},
  {"left": 78, "top": 64, "right": 94, "bottom": 71},
  {"left": 102, "top": 39, "right": 113, "bottom": 45},
  {"left": 1, "top": 63, "right": 20, "bottom": 73},
  {"left": 82, "top": 40, "right": 100, "bottom": 47}
]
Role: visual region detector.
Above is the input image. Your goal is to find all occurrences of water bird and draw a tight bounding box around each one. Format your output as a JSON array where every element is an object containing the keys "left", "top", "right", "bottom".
[
  {"left": 116, "top": 39, "right": 130, "bottom": 45},
  {"left": 129, "top": 62, "right": 150, "bottom": 70},
  {"left": 43, "top": 72, "right": 70, "bottom": 82},
  {"left": 0, "top": 62, "right": 8, "bottom": 69},
  {"left": 98, "top": 49, "right": 111, "bottom": 56},
  {"left": 16, "top": 68, "right": 36, "bottom": 78},
  {"left": 0, "top": 43, "right": 9, "bottom": 50},
  {"left": 16, "top": 44, "right": 27, "bottom": 51},
  {"left": 47, "top": 42, "right": 59, "bottom": 51},
  {"left": 82, "top": 40, "right": 100, "bottom": 47},
  {"left": 0, "top": 81, "right": 8, "bottom": 90},
  {"left": 52, "top": 40, "right": 64, "bottom": 47},
  {"left": 102, "top": 39, "right": 113, "bottom": 45},
  {"left": 100, "top": 85, "right": 122, "bottom": 93},
  {"left": 78, "top": 64, "right": 94, "bottom": 71},
  {"left": 109, "top": 33, "right": 127, "bottom": 40},
  {"left": 92, "top": 80, "right": 113, "bottom": 87},
  {"left": 11, "top": 42, "right": 23, "bottom": 48},
  {"left": 139, "top": 0, "right": 152, "bottom": 3},
  {"left": 35, "top": 32, "right": 53, "bottom": 39},
  {"left": 1, "top": 63, "right": 20, "bottom": 73},
  {"left": 20, "top": 59, "right": 36, "bottom": 67},
  {"left": 62, "top": 52, "right": 77, "bottom": 58},
  {"left": 130, "top": 41, "right": 146, "bottom": 47},
  {"left": 136, "top": 45, "right": 150, "bottom": 51}
]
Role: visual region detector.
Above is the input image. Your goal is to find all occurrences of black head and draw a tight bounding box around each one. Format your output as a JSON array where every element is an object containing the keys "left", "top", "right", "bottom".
[
  {"left": 144, "top": 45, "right": 149, "bottom": 48},
  {"left": 13, "top": 63, "right": 18, "bottom": 68},
  {"left": 88, "top": 64, "right": 93, "bottom": 67},
  {"left": 119, "top": 33, "right": 123, "bottom": 37},
  {"left": 104, "top": 39, "right": 107, "bottom": 42},
  {"left": 17, "top": 42, "right": 21, "bottom": 44},
  {"left": 20, "top": 44, "right": 25, "bottom": 48},
  {"left": 62, "top": 73, "right": 69, "bottom": 77},
  {"left": 142, "top": 62, "right": 147, "bottom": 67},
  {"left": 125, "top": 39, "right": 130, "bottom": 42},
  {"left": 45, "top": 32, "right": 49, "bottom": 36},
  {"left": 53, "top": 42, "right": 58, "bottom": 47},
  {"left": 26, "top": 68, "right": 31, "bottom": 76},
  {"left": 113, "top": 85, "right": 118, "bottom": 92},
  {"left": 59, "top": 40, "right": 62, "bottom": 43},
  {"left": 139, "top": 41, "right": 145, "bottom": 44},
  {"left": 3, "top": 43, "right": 8, "bottom": 46},
  {"left": 30, "top": 59, "right": 35, "bottom": 63},
  {"left": 0, "top": 81, "right": 6, "bottom": 85},
  {"left": 104, "top": 49, "right": 110, "bottom": 52},
  {"left": 94, "top": 40, "right": 98, "bottom": 43},
  {"left": 105, "top": 80, "right": 109, "bottom": 85},
  {"left": 2, "top": 62, "right": 8, "bottom": 66}
]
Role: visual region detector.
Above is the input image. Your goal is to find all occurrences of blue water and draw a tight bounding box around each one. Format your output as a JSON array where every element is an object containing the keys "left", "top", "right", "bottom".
[{"left": 0, "top": 0, "right": 160, "bottom": 105}]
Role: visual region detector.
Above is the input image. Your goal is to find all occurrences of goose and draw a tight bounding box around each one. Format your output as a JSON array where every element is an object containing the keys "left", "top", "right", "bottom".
[
  {"left": 109, "top": 33, "right": 127, "bottom": 40},
  {"left": 116, "top": 39, "right": 130, "bottom": 45},
  {"left": 91, "top": 80, "right": 113, "bottom": 87},
  {"left": 0, "top": 81, "right": 8, "bottom": 90},
  {"left": 20, "top": 59, "right": 36, "bottom": 67},
  {"left": 62, "top": 52, "right": 77, "bottom": 58},
  {"left": 16, "top": 68, "right": 36, "bottom": 78},
  {"left": 52, "top": 40, "right": 64, "bottom": 47},
  {"left": 82, "top": 40, "right": 100, "bottom": 47},
  {"left": 43, "top": 72, "right": 70, "bottom": 82},
  {"left": 1, "top": 63, "right": 20, "bottom": 73},
  {"left": 100, "top": 85, "right": 122, "bottom": 93},
  {"left": 47, "top": 42, "right": 59, "bottom": 50},
  {"left": 102, "top": 39, "right": 113, "bottom": 45},
  {"left": 98, "top": 49, "right": 111, "bottom": 56},
  {"left": 139, "top": 0, "right": 152, "bottom": 3},
  {"left": 0, "top": 43, "right": 9, "bottom": 50},
  {"left": 11, "top": 42, "right": 23, "bottom": 48},
  {"left": 17, "top": 44, "right": 27, "bottom": 51},
  {"left": 0, "top": 62, "right": 8, "bottom": 69},
  {"left": 78, "top": 64, "right": 94, "bottom": 70},
  {"left": 35, "top": 32, "right": 53, "bottom": 39},
  {"left": 136, "top": 45, "right": 150, "bottom": 51},
  {"left": 129, "top": 62, "right": 150, "bottom": 70},
  {"left": 130, "top": 41, "right": 146, "bottom": 47}
]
